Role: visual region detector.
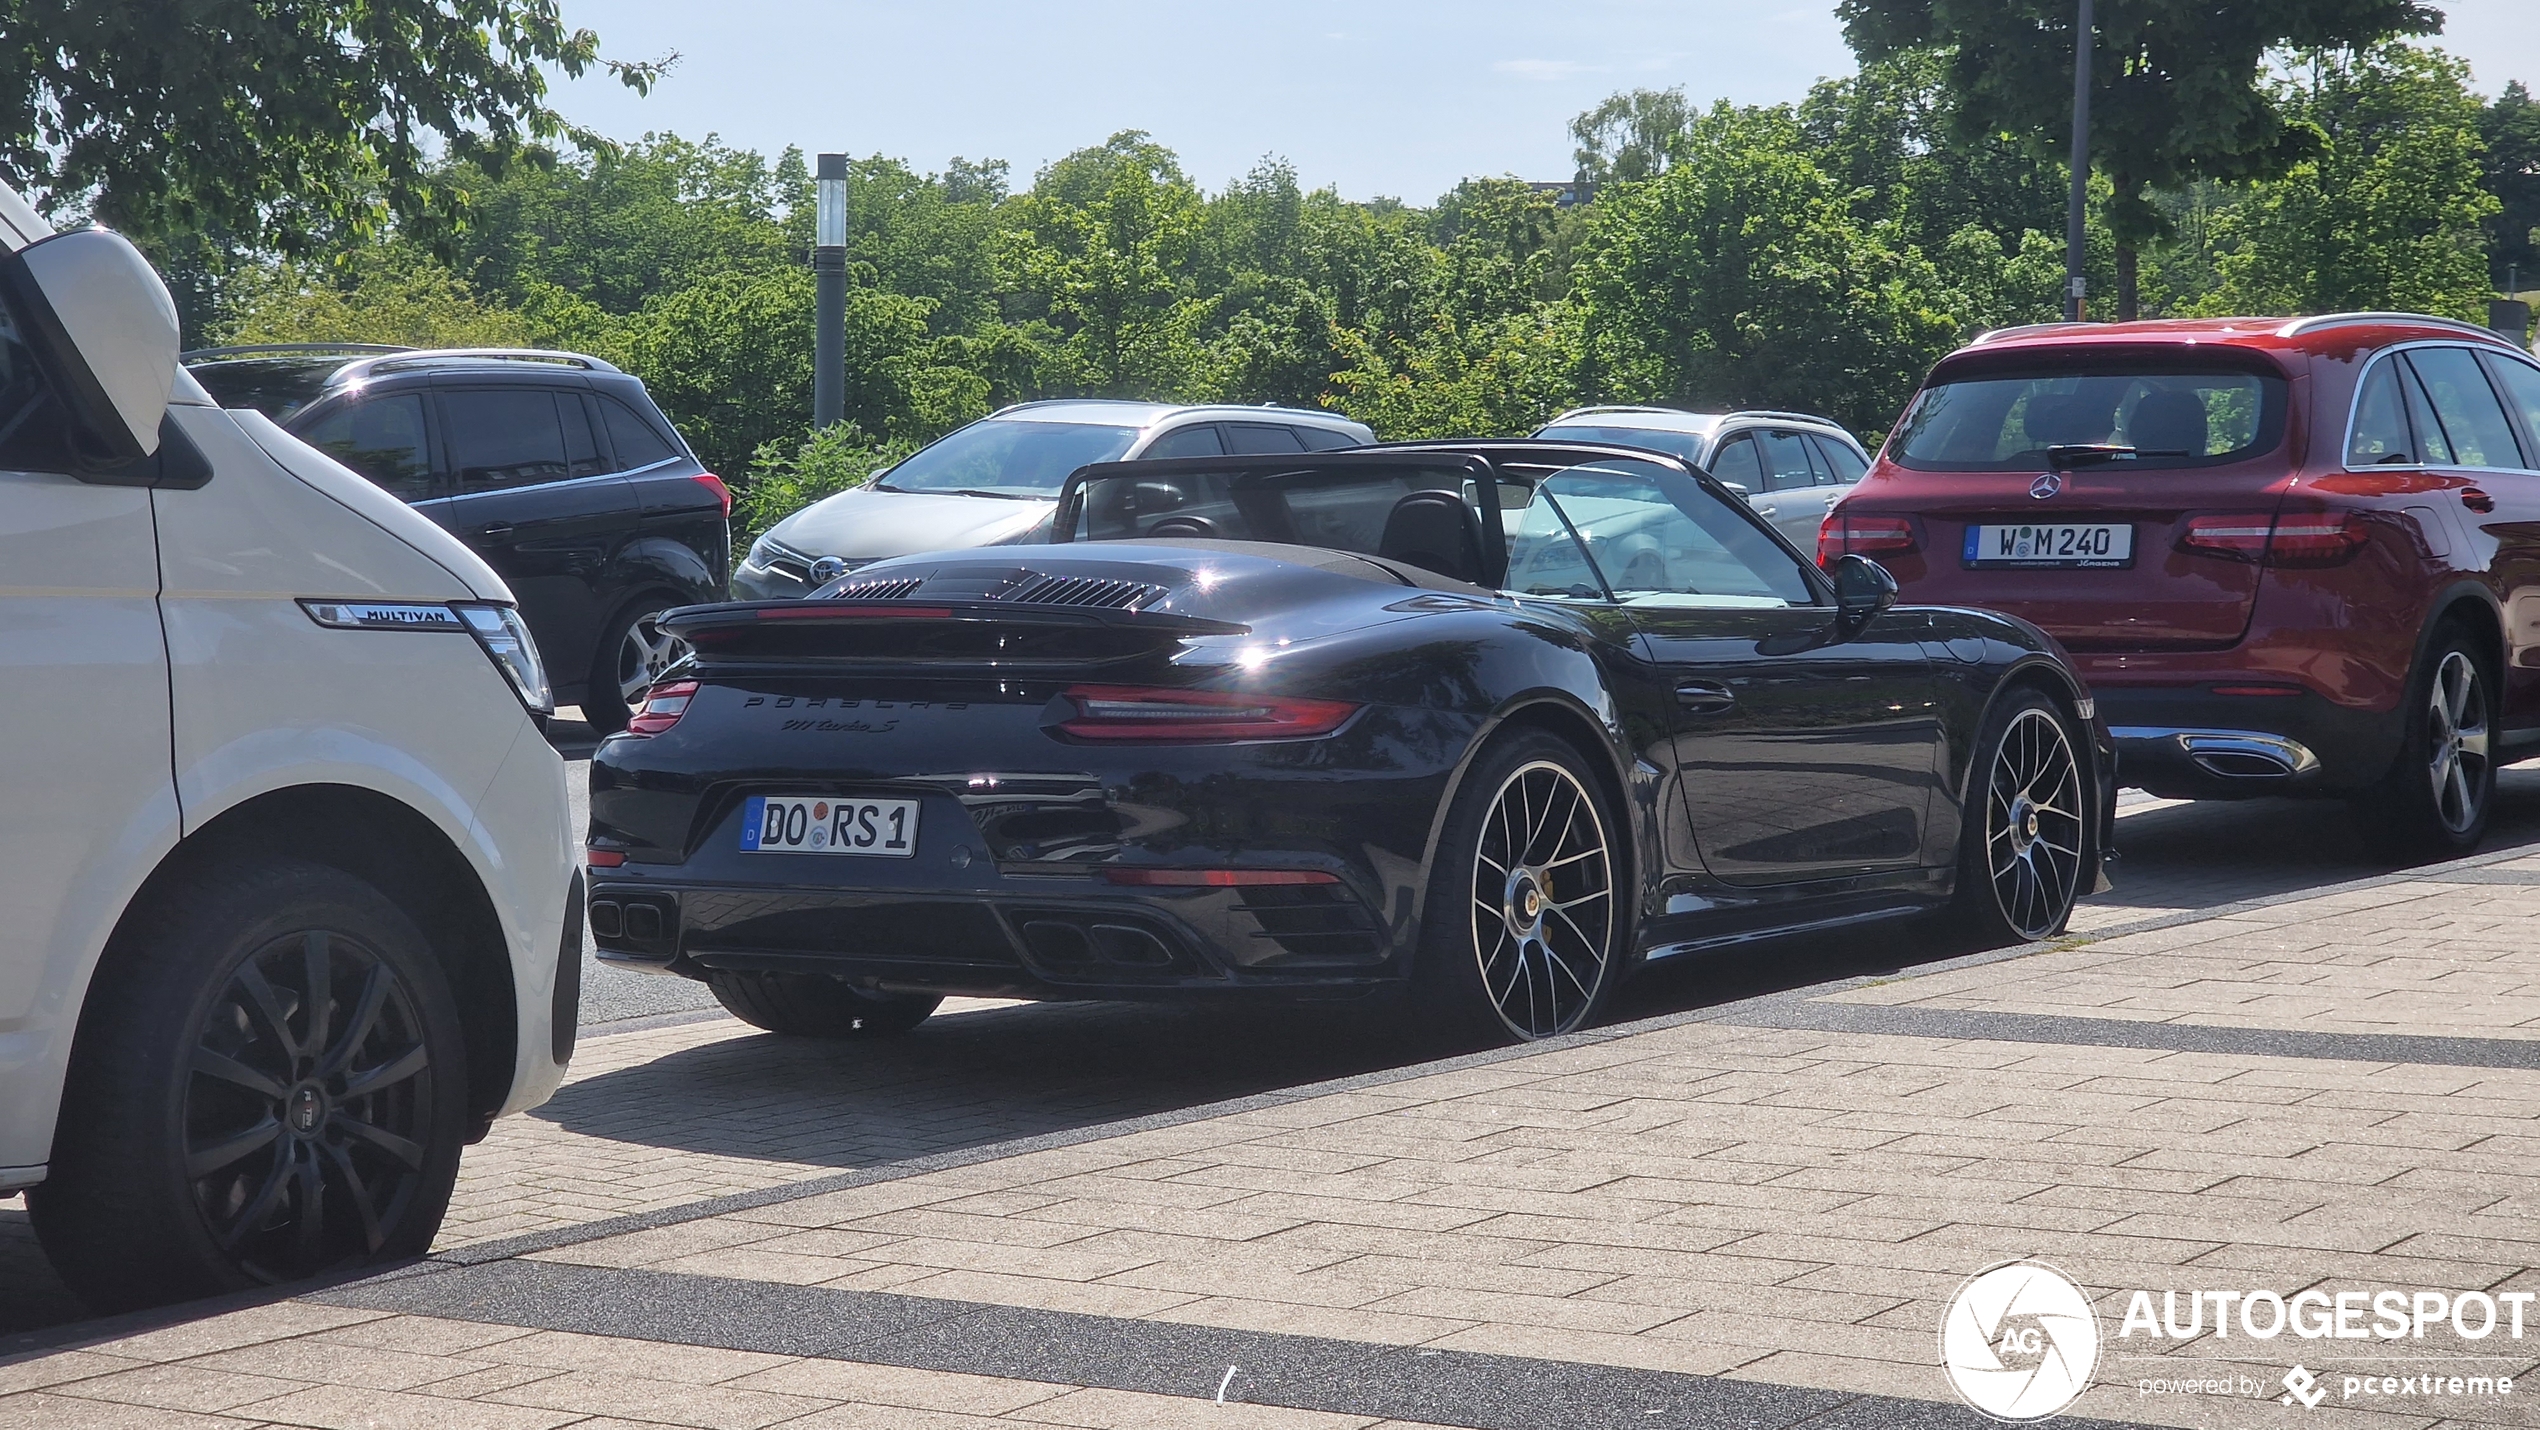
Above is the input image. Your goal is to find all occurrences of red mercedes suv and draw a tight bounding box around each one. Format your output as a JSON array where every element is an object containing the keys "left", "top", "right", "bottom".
[{"left": 1822, "top": 313, "right": 2540, "bottom": 856}]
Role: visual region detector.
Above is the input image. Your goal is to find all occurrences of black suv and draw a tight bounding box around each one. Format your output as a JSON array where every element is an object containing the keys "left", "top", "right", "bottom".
[{"left": 183, "top": 345, "right": 730, "bottom": 731}]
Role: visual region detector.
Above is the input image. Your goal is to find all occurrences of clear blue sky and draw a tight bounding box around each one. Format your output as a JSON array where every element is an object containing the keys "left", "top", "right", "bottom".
[{"left": 553, "top": 0, "right": 2540, "bottom": 203}]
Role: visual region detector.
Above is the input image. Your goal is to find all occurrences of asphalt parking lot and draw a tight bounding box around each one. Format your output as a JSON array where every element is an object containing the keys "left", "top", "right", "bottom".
[{"left": 9, "top": 720, "right": 2540, "bottom": 1359}]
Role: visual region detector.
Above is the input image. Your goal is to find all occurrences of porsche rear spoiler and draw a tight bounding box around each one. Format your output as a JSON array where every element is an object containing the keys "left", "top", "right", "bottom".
[{"left": 658, "top": 599, "right": 1248, "bottom": 670}]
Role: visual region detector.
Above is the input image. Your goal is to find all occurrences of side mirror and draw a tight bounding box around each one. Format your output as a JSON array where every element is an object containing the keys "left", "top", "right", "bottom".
[
  {"left": 1833, "top": 553, "right": 1898, "bottom": 629},
  {"left": 0, "top": 228, "right": 180, "bottom": 463},
  {"left": 1721, "top": 481, "right": 1752, "bottom": 501}
]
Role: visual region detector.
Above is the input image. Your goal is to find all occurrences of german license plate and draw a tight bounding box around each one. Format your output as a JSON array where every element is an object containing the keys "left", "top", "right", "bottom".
[
  {"left": 1964, "top": 523, "right": 2134, "bottom": 568},
  {"left": 739, "top": 795, "right": 919, "bottom": 856}
]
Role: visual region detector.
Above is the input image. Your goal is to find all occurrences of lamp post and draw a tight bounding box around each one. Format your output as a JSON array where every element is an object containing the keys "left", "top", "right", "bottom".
[
  {"left": 2063, "top": 0, "right": 2092, "bottom": 322},
  {"left": 813, "top": 153, "right": 847, "bottom": 430}
]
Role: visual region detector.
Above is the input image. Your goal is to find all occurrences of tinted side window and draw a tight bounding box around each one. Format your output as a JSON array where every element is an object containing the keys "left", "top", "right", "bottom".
[
  {"left": 1294, "top": 425, "right": 1358, "bottom": 451},
  {"left": 2347, "top": 360, "right": 2417, "bottom": 466},
  {"left": 1811, "top": 435, "right": 1868, "bottom": 484},
  {"left": 2478, "top": 353, "right": 2540, "bottom": 467},
  {"left": 2408, "top": 348, "right": 2526, "bottom": 469},
  {"left": 1225, "top": 422, "right": 1306, "bottom": 454},
  {"left": 445, "top": 390, "right": 569, "bottom": 492},
  {"left": 2397, "top": 358, "right": 2455, "bottom": 465},
  {"left": 564, "top": 394, "right": 608, "bottom": 478},
  {"left": 1141, "top": 424, "right": 1224, "bottom": 459},
  {"left": 297, "top": 394, "right": 434, "bottom": 500},
  {"left": 1759, "top": 430, "right": 1817, "bottom": 492},
  {"left": 600, "top": 396, "right": 680, "bottom": 470},
  {"left": 1708, "top": 434, "right": 1765, "bottom": 489}
]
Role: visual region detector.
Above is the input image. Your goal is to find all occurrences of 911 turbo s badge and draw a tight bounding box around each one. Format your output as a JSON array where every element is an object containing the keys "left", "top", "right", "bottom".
[{"left": 2029, "top": 472, "right": 2063, "bottom": 500}]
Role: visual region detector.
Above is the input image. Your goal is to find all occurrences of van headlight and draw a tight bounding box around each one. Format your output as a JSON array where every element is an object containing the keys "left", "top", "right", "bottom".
[{"left": 452, "top": 602, "right": 553, "bottom": 716}]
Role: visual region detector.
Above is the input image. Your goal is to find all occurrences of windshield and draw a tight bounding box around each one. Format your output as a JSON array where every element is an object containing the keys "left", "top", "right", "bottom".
[
  {"left": 1893, "top": 367, "right": 2286, "bottom": 471},
  {"left": 1533, "top": 424, "right": 1707, "bottom": 464},
  {"left": 186, "top": 358, "right": 348, "bottom": 421},
  {"left": 879, "top": 418, "right": 1140, "bottom": 497}
]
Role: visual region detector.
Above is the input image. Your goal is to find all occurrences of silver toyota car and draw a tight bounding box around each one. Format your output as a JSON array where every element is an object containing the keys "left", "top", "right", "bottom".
[
  {"left": 735, "top": 399, "right": 1374, "bottom": 598},
  {"left": 1531, "top": 405, "right": 1872, "bottom": 551}
]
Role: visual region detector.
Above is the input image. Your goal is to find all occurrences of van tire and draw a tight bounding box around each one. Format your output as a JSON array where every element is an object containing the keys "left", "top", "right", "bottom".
[
  {"left": 30, "top": 858, "right": 467, "bottom": 1313},
  {"left": 705, "top": 971, "right": 941, "bottom": 1038}
]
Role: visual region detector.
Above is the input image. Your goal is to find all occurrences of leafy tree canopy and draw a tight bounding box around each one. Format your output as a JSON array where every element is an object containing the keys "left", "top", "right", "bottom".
[
  {"left": 1837, "top": 0, "right": 2441, "bottom": 314},
  {"left": 0, "top": 0, "right": 664, "bottom": 252}
]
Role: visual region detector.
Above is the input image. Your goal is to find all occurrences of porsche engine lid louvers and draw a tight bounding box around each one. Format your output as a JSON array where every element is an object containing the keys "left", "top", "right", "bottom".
[{"left": 819, "top": 568, "right": 1166, "bottom": 612}]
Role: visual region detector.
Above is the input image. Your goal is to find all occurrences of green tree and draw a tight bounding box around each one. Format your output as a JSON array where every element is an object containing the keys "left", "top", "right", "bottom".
[
  {"left": 1569, "top": 102, "right": 1959, "bottom": 435},
  {"left": 1570, "top": 88, "right": 1697, "bottom": 186},
  {"left": 0, "top": 0, "right": 662, "bottom": 252},
  {"left": 999, "top": 132, "right": 1212, "bottom": 396},
  {"left": 1837, "top": 0, "right": 2440, "bottom": 318},
  {"left": 217, "top": 245, "right": 534, "bottom": 348},
  {"left": 2198, "top": 45, "right": 2498, "bottom": 320},
  {"left": 2484, "top": 81, "right": 2540, "bottom": 290}
]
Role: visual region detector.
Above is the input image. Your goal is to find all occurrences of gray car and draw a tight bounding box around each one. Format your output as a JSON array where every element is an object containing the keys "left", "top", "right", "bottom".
[
  {"left": 735, "top": 399, "right": 1373, "bottom": 598},
  {"left": 1531, "top": 406, "right": 1872, "bottom": 552}
]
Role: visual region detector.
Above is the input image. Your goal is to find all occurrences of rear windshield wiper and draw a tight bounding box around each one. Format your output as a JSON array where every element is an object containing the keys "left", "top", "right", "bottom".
[{"left": 2043, "top": 444, "right": 2205, "bottom": 468}]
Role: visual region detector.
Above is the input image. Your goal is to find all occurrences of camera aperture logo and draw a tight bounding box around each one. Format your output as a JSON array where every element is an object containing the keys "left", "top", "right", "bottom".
[{"left": 1942, "top": 1260, "right": 2102, "bottom": 1421}]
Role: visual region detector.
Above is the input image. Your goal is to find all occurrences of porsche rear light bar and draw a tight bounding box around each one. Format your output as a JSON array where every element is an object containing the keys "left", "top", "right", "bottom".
[
  {"left": 623, "top": 678, "right": 698, "bottom": 736},
  {"left": 1058, "top": 685, "right": 1359, "bottom": 742},
  {"left": 1101, "top": 867, "right": 1340, "bottom": 887},
  {"left": 2178, "top": 512, "right": 2369, "bottom": 567},
  {"left": 1817, "top": 512, "right": 1919, "bottom": 566}
]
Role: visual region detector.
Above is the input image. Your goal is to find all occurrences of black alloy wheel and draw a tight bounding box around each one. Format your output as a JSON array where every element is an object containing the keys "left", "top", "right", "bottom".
[
  {"left": 30, "top": 859, "right": 465, "bottom": 1313},
  {"left": 1417, "top": 731, "right": 1621, "bottom": 1043},
  {"left": 1952, "top": 690, "right": 2088, "bottom": 944},
  {"left": 2355, "top": 623, "right": 2495, "bottom": 859}
]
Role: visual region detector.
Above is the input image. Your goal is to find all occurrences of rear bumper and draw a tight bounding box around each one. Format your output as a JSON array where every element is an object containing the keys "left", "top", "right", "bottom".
[
  {"left": 2101, "top": 687, "right": 2400, "bottom": 797},
  {"left": 585, "top": 875, "right": 1406, "bottom": 1001}
]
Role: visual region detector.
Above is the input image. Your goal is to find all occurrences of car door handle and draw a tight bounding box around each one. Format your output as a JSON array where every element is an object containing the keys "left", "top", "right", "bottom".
[
  {"left": 1753, "top": 504, "right": 1780, "bottom": 518},
  {"left": 477, "top": 524, "right": 514, "bottom": 539},
  {"left": 1676, "top": 680, "right": 1737, "bottom": 713}
]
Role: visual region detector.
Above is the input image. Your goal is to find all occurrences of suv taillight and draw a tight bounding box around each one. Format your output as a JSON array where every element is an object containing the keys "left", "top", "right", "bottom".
[
  {"left": 694, "top": 473, "right": 732, "bottom": 519},
  {"left": 2179, "top": 513, "right": 2369, "bottom": 567},
  {"left": 1058, "top": 685, "right": 1359, "bottom": 742},
  {"left": 623, "top": 679, "right": 698, "bottom": 736},
  {"left": 1817, "top": 512, "right": 1918, "bottom": 567}
]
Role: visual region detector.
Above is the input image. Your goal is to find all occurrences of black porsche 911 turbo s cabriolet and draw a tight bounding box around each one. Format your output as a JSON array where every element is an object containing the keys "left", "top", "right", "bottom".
[{"left": 585, "top": 441, "right": 2114, "bottom": 1044}]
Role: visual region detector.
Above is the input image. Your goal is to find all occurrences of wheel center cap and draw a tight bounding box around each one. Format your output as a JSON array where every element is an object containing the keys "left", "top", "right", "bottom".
[
  {"left": 1521, "top": 888, "right": 1543, "bottom": 920},
  {"left": 285, "top": 1083, "right": 328, "bottom": 1138}
]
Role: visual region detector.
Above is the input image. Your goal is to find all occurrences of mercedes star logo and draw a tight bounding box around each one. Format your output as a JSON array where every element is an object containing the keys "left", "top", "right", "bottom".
[{"left": 2029, "top": 472, "right": 2063, "bottom": 500}]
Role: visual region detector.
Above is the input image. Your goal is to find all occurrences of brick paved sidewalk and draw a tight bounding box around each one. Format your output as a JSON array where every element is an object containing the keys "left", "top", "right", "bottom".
[{"left": 15, "top": 835, "right": 2540, "bottom": 1429}]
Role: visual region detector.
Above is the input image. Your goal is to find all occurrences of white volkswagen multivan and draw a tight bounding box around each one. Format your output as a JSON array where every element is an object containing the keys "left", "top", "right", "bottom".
[{"left": 0, "top": 185, "right": 578, "bottom": 1311}]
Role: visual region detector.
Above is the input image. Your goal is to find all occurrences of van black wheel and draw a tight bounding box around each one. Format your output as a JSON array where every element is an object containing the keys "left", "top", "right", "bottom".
[
  {"left": 585, "top": 599, "right": 689, "bottom": 735},
  {"left": 2353, "top": 623, "right": 2495, "bottom": 860},
  {"left": 705, "top": 971, "right": 941, "bottom": 1037},
  {"left": 1950, "top": 689, "right": 2090, "bottom": 944},
  {"left": 1413, "top": 730, "right": 1623, "bottom": 1045},
  {"left": 30, "top": 859, "right": 466, "bottom": 1314}
]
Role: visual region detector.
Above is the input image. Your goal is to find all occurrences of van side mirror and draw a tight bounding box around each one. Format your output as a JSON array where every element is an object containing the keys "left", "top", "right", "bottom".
[
  {"left": 1721, "top": 481, "right": 1752, "bottom": 501},
  {"left": 1833, "top": 553, "right": 1898, "bottom": 629},
  {"left": 0, "top": 228, "right": 180, "bottom": 464}
]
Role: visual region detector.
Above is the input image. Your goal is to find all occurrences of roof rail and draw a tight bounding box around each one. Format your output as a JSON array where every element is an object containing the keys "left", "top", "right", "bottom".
[
  {"left": 1724, "top": 409, "right": 1848, "bottom": 428},
  {"left": 338, "top": 347, "right": 623, "bottom": 379},
  {"left": 1968, "top": 321, "right": 2097, "bottom": 346},
  {"left": 2275, "top": 312, "right": 2511, "bottom": 342},
  {"left": 180, "top": 343, "right": 413, "bottom": 362},
  {"left": 1543, "top": 405, "right": 1692, "bottom": 423}
]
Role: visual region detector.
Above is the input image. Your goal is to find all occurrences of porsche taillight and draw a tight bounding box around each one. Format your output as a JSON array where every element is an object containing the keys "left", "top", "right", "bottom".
[
  {"left": 623, "top": 679, "right": 698, "bottom": 736},
  {"left": 2178, "top": 512, "right": 2369, "bottom": 567},
  {"left": 1057, "top": 685, "right": 1360, "bottom": 742},
  {"left": 1817, "top": 511, "right": 1919, "bottom": 567}
]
